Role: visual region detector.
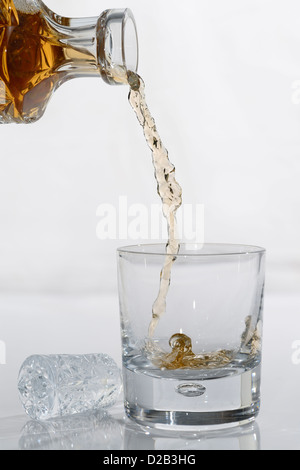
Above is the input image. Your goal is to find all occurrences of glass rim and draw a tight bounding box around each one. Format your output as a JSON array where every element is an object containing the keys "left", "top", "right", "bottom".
[{"left": 117, "top": 243, "right": 266, "bottom": 258}]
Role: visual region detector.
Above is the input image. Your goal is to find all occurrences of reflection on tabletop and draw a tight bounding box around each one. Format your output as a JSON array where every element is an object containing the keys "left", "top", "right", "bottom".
[
  {"left": 19, "top": 410, "right": 123, "bottom": 451},
  {"left": 18, "top": 409, "right": 261, "bottom": 451}
]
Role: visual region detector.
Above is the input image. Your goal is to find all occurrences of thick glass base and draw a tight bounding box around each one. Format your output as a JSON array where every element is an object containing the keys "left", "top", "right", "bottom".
[
  {"left": 125, "top": 403, "right": 259, "bottom": 431},
  {"left": 123, "top": 363, "right": 261, "bottom": 429}
]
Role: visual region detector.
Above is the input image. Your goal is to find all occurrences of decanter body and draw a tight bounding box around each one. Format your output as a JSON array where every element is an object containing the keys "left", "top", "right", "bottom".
[{"left": 0, "top": 1, "right": 138, "bottom": 123}]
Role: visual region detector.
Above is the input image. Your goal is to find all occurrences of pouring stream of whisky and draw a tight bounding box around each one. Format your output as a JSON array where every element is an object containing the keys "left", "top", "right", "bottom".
[
  {"left": 126, "top": 72, "right": 242, "bottom": 370},
  {"left": 127, "top": 72, "right": 183, "bottom": 338}
]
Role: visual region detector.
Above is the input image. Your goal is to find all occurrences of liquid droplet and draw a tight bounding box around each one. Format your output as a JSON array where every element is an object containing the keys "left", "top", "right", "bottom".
[{"left": 169, "top": 334, "right": 193, "bottom": 353}]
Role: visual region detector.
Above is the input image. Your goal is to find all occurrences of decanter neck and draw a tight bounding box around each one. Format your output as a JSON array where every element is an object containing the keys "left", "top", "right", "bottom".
[{"left": 45, "top": 7, "right": 139, "bottom": 85}]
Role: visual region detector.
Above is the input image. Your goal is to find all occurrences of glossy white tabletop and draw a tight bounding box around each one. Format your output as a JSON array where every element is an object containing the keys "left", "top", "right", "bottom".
[{"left": 0, "top": 292, "right": 299, "bottom": 450}]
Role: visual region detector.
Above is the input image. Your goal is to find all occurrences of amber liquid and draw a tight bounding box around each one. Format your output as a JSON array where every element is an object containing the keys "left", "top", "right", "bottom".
[
  {"left": 0, "top": 1, "right": 68, "bottom": 122},
  {"left": 1, "top": 0, "right": 97, "bottom": 123}
]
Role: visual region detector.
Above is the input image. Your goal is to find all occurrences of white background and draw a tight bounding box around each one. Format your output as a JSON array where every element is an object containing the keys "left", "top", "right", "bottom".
[
  {"left": 1, "top": 0, "right": 300, "bottom": 435},
  {"left": 1, "top": 0, "right": 300, "bottom": 295}
]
